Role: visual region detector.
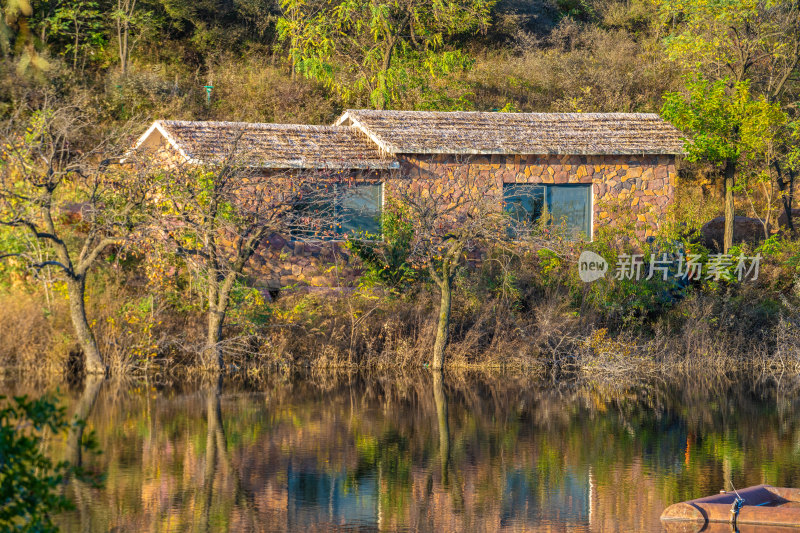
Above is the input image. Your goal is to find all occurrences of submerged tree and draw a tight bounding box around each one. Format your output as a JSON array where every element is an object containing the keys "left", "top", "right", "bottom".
[
  {"left": 277, "top": 0, "right": 495, "bottom": 109},
  {"left": 0, "top": 104, "right": 149, "bottom": 375}
]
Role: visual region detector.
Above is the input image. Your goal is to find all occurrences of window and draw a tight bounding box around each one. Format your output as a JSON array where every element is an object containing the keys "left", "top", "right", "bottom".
[
  {"left": 503, "top": 183, "right": 591, "bottom": 239},
  {"left": 504, "top": 184, "right": 545, "bottom": 228},
  {"left": 337, "top": 184, "right": 382, "bottom": 236},
  {"left": 290, "top": 183, "right": 382, "bottom": 240}
]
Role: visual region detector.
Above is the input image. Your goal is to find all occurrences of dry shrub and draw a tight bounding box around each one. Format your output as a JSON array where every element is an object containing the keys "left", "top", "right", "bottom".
[
  {"left": 256, "top": 289, "right": 437, "bottom": 369},
  {"left": 87, "top": 281, "right": 197, "bottom": 375},
  {"left": 0, "top": 292, "right": 72, "bottom": 375},
  {"left": 557, "top": 289, "right": 797, "bottom": 379},
  {"left": 774, "top": 314, "right": 800, "bottom": 370},
  {"left": 446, "top": 297, "right": 544, "bottom": 370},
  {"left": 2, "top": 239, "right": 797, "bottom": 380},
  {"left": 0, "top": 269, "right": 199, "bottom": 376},
  {"left": 468, "top": 22, "right": 680, "bottom": 113},
  {"left": 209, "top": 57, "right": 338, "bottom": 125}
]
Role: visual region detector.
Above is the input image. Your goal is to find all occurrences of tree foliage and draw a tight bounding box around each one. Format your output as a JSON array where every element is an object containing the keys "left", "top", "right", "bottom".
[
  {"left": 0, "top": 103, "right": 151, "bottom": 374},
  {"left": 345, "top": 198, "right": 417, "bottom": 293},
  {"left": 277, "top": 0, "right": 496, "bottom": 109},
  {"left": 662, "top": 75, "right": 753, "bottom": 164},
  {"left": 656, "top": 0, "right": 800, "bottom": 99},
  {"left": 145, "top": 141, "right": 345, "bottom": 370}
]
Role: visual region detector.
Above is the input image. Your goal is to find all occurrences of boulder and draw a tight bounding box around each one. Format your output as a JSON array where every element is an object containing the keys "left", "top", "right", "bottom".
[
  {"left": 267, "top": 233, "right": 287, "bottom": 250},
  {"left": 777, "top": 208, "right": 800, "bottom": 230},
  {"left": 701, "top": 216, "right": 769, "bottom": 250}
]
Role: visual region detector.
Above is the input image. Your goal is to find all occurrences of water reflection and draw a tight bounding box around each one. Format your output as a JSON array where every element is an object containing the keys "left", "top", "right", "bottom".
[
  {"left": 64, "top": 374, "right": 103, "bottom": 533},
  {"left": 433, "top": 371, "right": 449, "bottom": 487},
  {"left": 31, "top": 372, "right": 800, "bottom": 532}
]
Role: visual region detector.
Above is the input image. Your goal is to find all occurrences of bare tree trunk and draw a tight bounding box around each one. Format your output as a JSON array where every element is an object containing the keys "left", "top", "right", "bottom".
[
  {"left": 204, "top": 273, "right": 236, "bottom": 372},
  {"left": 73, "top": 19, "right": 80, "bottom": 70},
  {"left": 121, "top": 20, "right": 129, "bottom": 76},
  {"left": 723, "top": 159, "right": 736, "bottom": 253},
  {"left": 431, "top": 273, "right": 451, "bottom": 371},
  {"left": 116, "top": 0, "right": 135, "bottom": 76},
  {"left": 67, "top": 276, "right": 106, "bottom": 375},
  {"left": 775, "top": 161, "right": 796, "bottom": 235},
  {"left": 205, "top": 305, "right": 225, "bottom": 371}
]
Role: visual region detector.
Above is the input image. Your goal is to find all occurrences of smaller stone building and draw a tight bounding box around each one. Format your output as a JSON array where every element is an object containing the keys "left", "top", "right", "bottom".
[{"left": 134, "top": 110, "right": 684, "bottom": 287}]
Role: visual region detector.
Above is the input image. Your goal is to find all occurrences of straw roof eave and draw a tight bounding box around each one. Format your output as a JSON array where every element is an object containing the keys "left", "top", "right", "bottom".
[
  {"left": 338, "top": 109, "right": 687, "bottom": 156},
  {"left": 133, "top": 119, "right": 398, "bottom": 170}
]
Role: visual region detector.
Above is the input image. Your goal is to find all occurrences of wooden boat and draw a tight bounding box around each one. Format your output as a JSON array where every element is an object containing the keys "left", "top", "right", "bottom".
[{"left": 661, "top": 485, "right": 800, "bottom": 530}]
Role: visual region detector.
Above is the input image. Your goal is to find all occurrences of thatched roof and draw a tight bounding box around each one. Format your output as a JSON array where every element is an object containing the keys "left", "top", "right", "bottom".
[
  {"left": 134, "top": 120, "right": 398, "bottom": 170},
  {"left": 336, "top": 110, "right": 685, "bottom": 155}
]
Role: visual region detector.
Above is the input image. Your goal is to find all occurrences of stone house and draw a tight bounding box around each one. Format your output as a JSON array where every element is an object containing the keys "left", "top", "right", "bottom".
[{"left": 134, "top": 110, "right": 684, "bottom": 288}]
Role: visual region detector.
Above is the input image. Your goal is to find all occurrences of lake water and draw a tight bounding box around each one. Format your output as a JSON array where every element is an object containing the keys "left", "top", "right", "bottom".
[{"left": 36, "top": 371, "right": 800, "bottom": 532}]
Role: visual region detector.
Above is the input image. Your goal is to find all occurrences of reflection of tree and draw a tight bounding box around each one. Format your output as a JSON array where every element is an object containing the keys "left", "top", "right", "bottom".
[
  {"left": 50, "top": 372, "right": 800, "bottom": 532},
  {"left": 201, "top": 375, "right": 256, "bottom": 532},
  {"left": 432, "top": 371, "right": 449, "bottom": 485},
  {"left": 65, "top": 374, "right": 103, "bottom": 533},
  {"left": 201, "top": 376, "right": 222, "bottom": 532},
  {"left": 431, "top": 370, "right": 466, "bottom": 515}
]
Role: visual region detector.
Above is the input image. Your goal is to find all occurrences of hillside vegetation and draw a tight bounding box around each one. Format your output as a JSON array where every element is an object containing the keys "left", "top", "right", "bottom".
[
  {"left": 0, "top": 0, "right": 686, "bottom": 122},
  {"left": 1, "top": 0, "right": 800, "bottom": 378}
]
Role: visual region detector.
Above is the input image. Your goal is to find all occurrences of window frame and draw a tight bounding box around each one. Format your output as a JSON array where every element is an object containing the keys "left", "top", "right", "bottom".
[
  {"left": 290, "top": 182, "right": 384, "bottom": 242},
  {"left": 502, "top": 182, "right": 593, "bottom": 241}
]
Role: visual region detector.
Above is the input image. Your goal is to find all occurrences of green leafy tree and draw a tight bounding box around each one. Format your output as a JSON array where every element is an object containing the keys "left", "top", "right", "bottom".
[
  {"left": 663, "top": 75, "right": 787, "bottom": 250},
  {"left": 656, "top": 0, "right": 800, "bottom": 230},
  {"left": 662, "top": 76, "right": 749, "bottom": 252},
  {"left": 277, "top": 0, "right": 495, "bottom": 109},
  {"left": 345, "top": 198, "right": 417, "bottom": 293},
  {"left": 776, "top": 120, "right": 800, "bottom": 234},
  {"left": 111, "top": 0, "right": 156, "bottom": 76},
  {"left": 737, "top": 95, "right": 790, "bottom": 237},
  {"left": 656, "top": 0, "right": 800, "bottom": 97},
  {"left": 40, "top": 0, "right": 107, "bottom": 70}
]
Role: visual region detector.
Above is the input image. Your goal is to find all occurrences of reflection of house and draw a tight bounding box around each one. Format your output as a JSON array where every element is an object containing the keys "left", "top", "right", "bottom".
[
  {"left": 286, "top": 467, "right": 379, "bottom": 530},
  {"left": 134, "top": 111, "right": 683, "bottom": 287},
  {"left": 502, "top": 468, "right": 590, "bottom": 527}
]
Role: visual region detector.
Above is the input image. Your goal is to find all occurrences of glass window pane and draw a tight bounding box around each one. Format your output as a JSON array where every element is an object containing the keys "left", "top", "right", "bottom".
[
  {"left": 289, "top": 184, "right": 337, "bottom": 240},
  {"left": 504, "top": 184, "right": 545, "bottom": 226},
  {"left": 547, "top": 185, "right": 591, "bottom": 239},
  {"left": 337, "top": 184, "right": 382, "bottom": 237}
]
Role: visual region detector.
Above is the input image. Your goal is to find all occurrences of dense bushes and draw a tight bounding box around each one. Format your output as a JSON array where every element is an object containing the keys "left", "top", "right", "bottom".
[{"left": 1, "top": 209, "right": 800, "bottom": 378}]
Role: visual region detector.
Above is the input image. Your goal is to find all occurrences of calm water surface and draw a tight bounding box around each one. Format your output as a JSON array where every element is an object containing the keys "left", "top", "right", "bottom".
[{"left": 32, "top": 372, "right": 800, "bottom": 532}]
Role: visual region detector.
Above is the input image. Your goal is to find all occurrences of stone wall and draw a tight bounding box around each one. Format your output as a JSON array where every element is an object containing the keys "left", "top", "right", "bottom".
[
  {"left": 247, "top": 153, "right": 677, "bottom": 290},
  {"left": 396, "top": 153, "right": 677, "bottom": 239}
]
